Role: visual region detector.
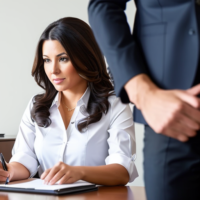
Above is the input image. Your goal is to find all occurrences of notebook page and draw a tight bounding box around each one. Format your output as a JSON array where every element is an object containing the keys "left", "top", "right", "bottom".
[{"left": 0, "top": 178, "right": 94, "bottom": 190}]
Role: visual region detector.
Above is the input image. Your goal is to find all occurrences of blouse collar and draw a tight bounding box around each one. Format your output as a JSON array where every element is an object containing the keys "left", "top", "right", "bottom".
[{"left": 50, "top": 87, "right": 90, "bottom": 108}]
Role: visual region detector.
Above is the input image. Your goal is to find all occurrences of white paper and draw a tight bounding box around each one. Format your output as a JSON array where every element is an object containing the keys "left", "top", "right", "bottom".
[{"left": 0, "top": 178, "right": 94, "bottom": 191}]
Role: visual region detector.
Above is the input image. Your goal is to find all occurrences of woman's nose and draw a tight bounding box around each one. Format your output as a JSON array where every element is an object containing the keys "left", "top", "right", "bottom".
[{"left": 51, "top": 62, "right": 60, "bottom": 74}]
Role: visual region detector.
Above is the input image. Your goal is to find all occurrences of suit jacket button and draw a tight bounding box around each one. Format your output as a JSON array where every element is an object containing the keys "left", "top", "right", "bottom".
[
  {"left": 188, "top": 29, "right": 195, "bottom": 35},
  {"left": 196, "top": 0, "right": 200, "bottom": 5}
]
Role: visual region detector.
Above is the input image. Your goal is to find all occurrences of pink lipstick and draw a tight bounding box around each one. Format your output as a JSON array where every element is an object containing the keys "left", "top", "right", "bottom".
[{"left": 53, "top": 78, "right": 65, "bottom": 84}]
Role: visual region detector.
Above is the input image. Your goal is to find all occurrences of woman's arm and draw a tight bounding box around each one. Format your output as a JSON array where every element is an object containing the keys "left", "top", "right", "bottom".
[
  {"left": 79, "top": 164, "right": 129, "bottom": 185},
  {"left": 8, "top": 97, "right": 39, "bottom": 181},
  {"left": 8, "top": 162, "right": 30, "bottom": 181},
  {"left": 0, "top": 162, "right": 30, "bottom": 182},
  {"left": 41, "top": 162, "right": 129, "bottom": 186}
]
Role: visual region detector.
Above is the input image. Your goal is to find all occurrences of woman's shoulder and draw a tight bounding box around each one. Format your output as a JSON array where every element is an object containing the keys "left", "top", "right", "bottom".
[
  {"left": 29, "top": 93, "right": 46, "bottom": 105},
  {"left": 107, "top": 94, "right": 133, "bottom": 128},
  {"left": 29, "top": 94, "right": 38, "bottom": 104},
  {"left": 108, "top": 94, "right": 131, "bottom": 112},
  {"left": 108, "top": 94, "right": 120, "bottom": 104},
  {"left": 26, "top": 94, "right": 41, "bottom": 111}
]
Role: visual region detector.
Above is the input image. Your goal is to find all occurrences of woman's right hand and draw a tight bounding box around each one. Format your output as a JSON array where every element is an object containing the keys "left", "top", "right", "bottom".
[{"left": 0, "top": 162, "right": 10, "bottom": 182}]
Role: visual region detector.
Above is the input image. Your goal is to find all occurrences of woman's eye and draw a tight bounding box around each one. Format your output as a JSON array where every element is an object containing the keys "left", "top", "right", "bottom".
[
  {"left": 60, "top": 57, "right": 69, "bottom": 62},
  {"left": 43, "top": 59, "right": 50, "bottom": 63}
]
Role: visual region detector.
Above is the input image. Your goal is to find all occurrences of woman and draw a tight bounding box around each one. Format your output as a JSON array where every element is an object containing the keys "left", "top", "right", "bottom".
[{"left": 0, "top": 17, "right": 138, "bottom": 186}]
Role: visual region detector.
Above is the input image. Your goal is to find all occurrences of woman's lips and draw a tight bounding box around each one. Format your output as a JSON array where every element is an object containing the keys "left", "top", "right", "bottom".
[{"left": 53, "top": 78, "right": 65, "bottom": 84}]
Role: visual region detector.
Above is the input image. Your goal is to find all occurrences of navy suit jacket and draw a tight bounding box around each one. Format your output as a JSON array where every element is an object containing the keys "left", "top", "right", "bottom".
[{"left": 88, "top": 0, "right": 199, "bottom": 124}]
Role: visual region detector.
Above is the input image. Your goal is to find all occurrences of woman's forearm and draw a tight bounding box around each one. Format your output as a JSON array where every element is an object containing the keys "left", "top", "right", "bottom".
[
  {"left": 79, "top": 164, "right": 129, "bottom": 186},
  {"left": 8, "top": 162, "right": 30, "bottom": 181}
]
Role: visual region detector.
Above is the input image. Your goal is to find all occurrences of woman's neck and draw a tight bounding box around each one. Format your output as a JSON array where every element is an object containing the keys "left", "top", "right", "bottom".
[{"left": 61, "top": 83, "right": 88, "bottom": 108}]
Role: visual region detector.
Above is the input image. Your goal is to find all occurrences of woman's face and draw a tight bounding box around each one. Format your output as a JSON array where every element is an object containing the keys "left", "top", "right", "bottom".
[{"left": 42, "top": 40, "right": 87, "bottom": 92}]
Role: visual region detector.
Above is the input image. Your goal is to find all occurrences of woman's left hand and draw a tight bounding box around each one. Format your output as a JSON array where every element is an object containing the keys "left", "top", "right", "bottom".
[{"left": 41, "top": 162, "right": 84, "bottom": 185}]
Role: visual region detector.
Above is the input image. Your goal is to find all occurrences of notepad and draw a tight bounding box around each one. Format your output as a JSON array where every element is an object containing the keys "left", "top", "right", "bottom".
[{"left": 0, "top": 178, "right": 97, "bottom": 195}]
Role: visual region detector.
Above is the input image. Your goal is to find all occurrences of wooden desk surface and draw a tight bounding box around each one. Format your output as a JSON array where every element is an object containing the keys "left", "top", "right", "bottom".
[
  {"left": 0, "top": 186, "right": 146, "bottom": 200},
  {"left": 0, "top": 135, "right": 16, "bottom": 141}
]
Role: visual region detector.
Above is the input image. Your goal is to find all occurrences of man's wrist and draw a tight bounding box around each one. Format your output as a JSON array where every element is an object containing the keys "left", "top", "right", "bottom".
[{"left": 124, "top": 74, "right": 159, "bottom": 109}]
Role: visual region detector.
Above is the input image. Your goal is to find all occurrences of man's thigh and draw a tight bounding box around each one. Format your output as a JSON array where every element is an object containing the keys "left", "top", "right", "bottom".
[{"left": 143, "top": 125, "right": 200, "bottom": 200}]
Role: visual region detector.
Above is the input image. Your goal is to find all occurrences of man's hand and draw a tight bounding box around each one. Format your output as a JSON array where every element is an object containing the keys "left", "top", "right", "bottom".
[
  {"left": 125, "top": 74, "right": 200, "bottom": 142},
  {"left": 41, "top": 162, "right": 84, "bottom": 185}
]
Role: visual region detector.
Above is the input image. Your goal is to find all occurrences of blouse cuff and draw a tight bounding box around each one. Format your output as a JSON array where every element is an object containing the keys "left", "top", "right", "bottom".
[
  {"left": 10, "top": 152, "right": 38, "bottom": 177},
  {"left": 105, "top": 153, "right": 138, "bottom": 182}
]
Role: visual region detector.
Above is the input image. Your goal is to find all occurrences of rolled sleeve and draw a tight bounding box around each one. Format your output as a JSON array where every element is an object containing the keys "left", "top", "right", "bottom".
[
  {"left": 106, "top": 97, "right": 138, "bottom": 182},
  {"left": 105, "top": 152, "right": 138, "bottom": 182},
  {"left": 10, "top": 97, "right": 38, "bottom": 177},
  {"left": 10, "top": 152, "right": 38, "bottom": 177}
]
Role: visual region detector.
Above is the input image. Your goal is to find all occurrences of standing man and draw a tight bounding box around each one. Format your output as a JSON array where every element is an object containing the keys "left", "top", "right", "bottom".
[{"left": 88, "top": 1, "right": 200, "bottom": 200}]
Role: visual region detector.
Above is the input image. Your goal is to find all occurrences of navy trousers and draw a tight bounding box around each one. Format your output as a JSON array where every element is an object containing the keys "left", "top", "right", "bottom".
[{"left": 144, "top": 126, "right": 200, "bottom": 200}]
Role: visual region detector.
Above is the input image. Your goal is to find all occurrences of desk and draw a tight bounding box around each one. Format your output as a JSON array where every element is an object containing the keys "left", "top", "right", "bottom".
[{"left": 0, "top": 186, "right": 146, "bottom": 200}]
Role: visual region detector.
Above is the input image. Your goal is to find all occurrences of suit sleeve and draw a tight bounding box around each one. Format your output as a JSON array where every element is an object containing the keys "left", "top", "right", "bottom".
[{"left": 88, "top": 0, "right": 148, "bottom": 103}]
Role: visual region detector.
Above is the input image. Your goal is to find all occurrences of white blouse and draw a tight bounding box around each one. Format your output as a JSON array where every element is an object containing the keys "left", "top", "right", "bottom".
[{"left": 10, "top": 88, "right": 138, "bottom": 182}]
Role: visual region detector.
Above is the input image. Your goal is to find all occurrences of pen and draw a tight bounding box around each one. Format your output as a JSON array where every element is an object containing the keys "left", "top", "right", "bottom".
[{"left": 0, "top": 153, "right": 9, "bottom": 185}]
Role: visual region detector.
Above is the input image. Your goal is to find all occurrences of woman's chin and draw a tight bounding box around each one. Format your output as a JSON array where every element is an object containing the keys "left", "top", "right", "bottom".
[{"left": 54, "top": 85, "right": 69, "bottom": 92}]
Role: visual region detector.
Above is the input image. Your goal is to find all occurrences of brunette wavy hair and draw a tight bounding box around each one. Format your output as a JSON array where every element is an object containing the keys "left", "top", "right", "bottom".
[{"left": 31, "top": 17, "right": 114, "bottom": 132}]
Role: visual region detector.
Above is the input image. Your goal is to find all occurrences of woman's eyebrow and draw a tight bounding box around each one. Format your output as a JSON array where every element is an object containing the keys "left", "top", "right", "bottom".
[
  {"left": 42, "top": 53, "right": 67, "bottom": 57},
  {"left": 56, "top": 52, "right": 67, "bottom": 57}
]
